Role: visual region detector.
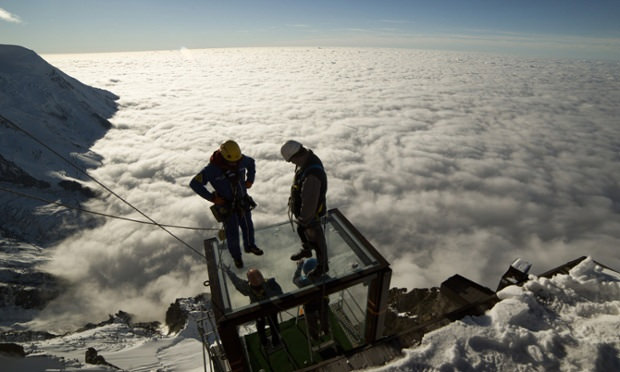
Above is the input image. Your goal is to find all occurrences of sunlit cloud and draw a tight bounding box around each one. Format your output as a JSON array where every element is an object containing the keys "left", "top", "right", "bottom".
[
  {"left": 36, "top": 48, "right": 620, "bottom": 329},
  {"left": 0, "top": 7, "right": 21, "bottom": 23}
]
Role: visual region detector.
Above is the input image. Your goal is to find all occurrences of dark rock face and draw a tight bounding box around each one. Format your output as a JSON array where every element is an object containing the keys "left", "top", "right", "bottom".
[
  {"left": 165, "top": 293, "right": 210, "bottom": 334},
  {"left": 0, "top": 342, "right": 26, "bottom": 357},
  {"left": 383, "top": 287, "right": 460, "bottom": 337},
  {"left": 0, "top": 330, "right": 57, "bottom": 343},
  {"left": 85, "top": 347, "right": 120, "bottom": 369},
  {"left": 77, "top": 311, "right": 160, "bottom": 337},
  {"left": 165, "top": 300, "right": 187, "bottom": 335},
  {"left": 57, "top": 180, "right": 96, "bottom": 198},
  {"left": 0, "top": 154, "right": 50, "bottom": 188},
  {"left": 0, "top": 270, "right": 62, "bottom": 310}
]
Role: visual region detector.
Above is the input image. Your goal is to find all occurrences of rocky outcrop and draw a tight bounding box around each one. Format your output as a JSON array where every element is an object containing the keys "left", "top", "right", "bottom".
[
  {"left": 85, "top": 347, "right": 120, "bottom": 369},
  {"left": 57, "top": 180, "right": 96, "bottom": 198},
  {"left": 165, "top": 293, "right": 210, "bottom": 334},
  {"left": 0, "top": 343, "right": 26, "bottom": 357},
  {"left": 0, "top": 330, "right": 57, "bottom": 343},
  {"left": 165, "top": 300, "right": 187, "bottom": 335},
  {"left": 0, "top": 268, "right": 62, "bottom": 308},
  {"left": 0, "top": 154, "right": 50, "bottom": 188},
  {"left": 384, "top": 287, "right": 459, "bottom": 337},
  {"left": 77, "top": 310, "right": 160, "bottom": 336}
]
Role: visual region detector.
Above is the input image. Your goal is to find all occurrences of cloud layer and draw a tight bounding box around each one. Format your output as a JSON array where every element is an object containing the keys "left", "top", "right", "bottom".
[{"left": 38, "top": 48, "right": 620, "bottom": 329}]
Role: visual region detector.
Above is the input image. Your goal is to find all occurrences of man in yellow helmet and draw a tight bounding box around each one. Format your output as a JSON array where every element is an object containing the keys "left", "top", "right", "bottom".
[{"left": 190, "top": 140, "right": 262, "bottom": 268}]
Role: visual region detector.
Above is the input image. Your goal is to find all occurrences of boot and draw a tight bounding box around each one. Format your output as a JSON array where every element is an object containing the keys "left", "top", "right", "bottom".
[
  {"left": 245, "top": 245, "right": 263, "bottom": 256},
  {"left": 308, "top": 263, "right": 327, "bottom": 278},
  {"left": 290, "top": 248, "right": 312, "bottom": 261}
]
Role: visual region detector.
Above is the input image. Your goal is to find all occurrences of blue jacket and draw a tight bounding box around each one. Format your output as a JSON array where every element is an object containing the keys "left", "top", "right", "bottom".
[{"left": 190, "top": 150, "right": 255, "bottom": 203}]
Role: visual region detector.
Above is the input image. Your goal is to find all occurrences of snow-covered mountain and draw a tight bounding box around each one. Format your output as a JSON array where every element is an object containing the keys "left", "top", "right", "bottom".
[
  {"left": 0, "top": 44, "right": 118, "bottom": 243},
  {"left": 0, "top": 44, "right": 118, "bottom": 325}
]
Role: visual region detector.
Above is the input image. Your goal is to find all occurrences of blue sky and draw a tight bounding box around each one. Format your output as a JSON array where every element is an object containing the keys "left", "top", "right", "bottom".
[{"left": 1, "top": 0, "right": 620, "bottom": 59}]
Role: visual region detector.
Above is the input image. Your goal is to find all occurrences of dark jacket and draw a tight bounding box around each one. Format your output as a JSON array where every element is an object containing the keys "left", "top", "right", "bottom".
[
  {"left": 290, "top": 150, "right": 327, "bottom": 225},
  {"left": 190, "top": 150, "right": 255, "bottom": 204},
  {"left": 227, "top": 270, "right": 283, "bottom": 303}
]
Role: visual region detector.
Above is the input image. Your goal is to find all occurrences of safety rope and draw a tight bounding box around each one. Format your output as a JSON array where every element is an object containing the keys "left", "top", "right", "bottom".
[
  {"left": 0, "top": 113, "right": 207, "bottom": 259},
  {"left": 0, "top": 185, "right": 219, "bottom": 231}
]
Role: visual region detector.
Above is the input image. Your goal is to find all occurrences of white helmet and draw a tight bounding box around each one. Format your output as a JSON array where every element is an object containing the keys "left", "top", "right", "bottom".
[{"left": 281, "top": 140, "right": 303, "bottom": 161}]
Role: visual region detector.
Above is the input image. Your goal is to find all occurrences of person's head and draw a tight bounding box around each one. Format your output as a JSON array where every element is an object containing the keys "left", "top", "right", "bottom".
[
  {"left": 247, "top": 268, "right": 265, "bottom": 288},
  {"left": 220, "top": 140, "right": 242, "bottom": 163},
  {"left": 280, "top": 140, "right": 305, "bottom": 163}
]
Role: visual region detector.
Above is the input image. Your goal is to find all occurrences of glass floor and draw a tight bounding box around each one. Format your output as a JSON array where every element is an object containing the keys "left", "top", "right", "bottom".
[{"left": 207, "top": 211, "right": 380, "bottom": 314}]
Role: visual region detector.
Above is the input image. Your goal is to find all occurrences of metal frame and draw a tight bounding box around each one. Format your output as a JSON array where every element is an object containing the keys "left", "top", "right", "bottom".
[{"left": 203, "top": 208, "right": 392, "bottom": 372}]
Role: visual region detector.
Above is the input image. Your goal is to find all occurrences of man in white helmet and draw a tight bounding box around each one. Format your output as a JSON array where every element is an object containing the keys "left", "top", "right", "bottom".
[
  {"left": 190, "top": 140, "right": 263, "bottom": 269},
  {"left": 280, "top": 140, "right": 328, "bottom": 276}
]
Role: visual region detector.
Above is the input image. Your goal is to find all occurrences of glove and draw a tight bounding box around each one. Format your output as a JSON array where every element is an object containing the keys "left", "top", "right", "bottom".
[
  {"left": 245, "top": 181, "right": 253, "bottom": 189},
  {"left": 212, "top": 195, "right": 227, "bottom": 205}
]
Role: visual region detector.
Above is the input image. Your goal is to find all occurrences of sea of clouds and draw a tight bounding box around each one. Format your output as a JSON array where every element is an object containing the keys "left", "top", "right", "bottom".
[{"left": 35, "top": 47, "right": 620, "bottom": 329}]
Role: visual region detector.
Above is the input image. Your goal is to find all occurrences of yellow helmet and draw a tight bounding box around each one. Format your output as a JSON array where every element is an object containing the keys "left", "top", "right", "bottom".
[{"left": 220, "top": 140, "right": 242, "bottom": 162}]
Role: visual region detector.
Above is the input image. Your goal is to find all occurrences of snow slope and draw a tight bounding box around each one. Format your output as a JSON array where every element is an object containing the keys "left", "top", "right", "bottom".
[
  {"left": 0, "top": 44, "right": 117, "bottom": 184},
  {"left": 2, "top": 257, "right": 618, "bottom": 371},
  {"left": 367, "top": 257, "right": 620, "bottom": 371}
]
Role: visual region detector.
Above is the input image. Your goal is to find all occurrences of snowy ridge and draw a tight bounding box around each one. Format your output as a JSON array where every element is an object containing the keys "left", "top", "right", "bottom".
[
  {"left": 0, "top": 45, "right": 118, "bottom": 183},
  {"left": 368, "top": 257, "right": 620, "bottom": 371},
  {"left": 2, "top": 295, "right": 211, "bottom": 371}
]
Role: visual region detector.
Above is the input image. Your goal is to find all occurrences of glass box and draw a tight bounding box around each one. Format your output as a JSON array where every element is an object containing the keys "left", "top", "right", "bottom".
[{"left": 203, "top": 209, "right": 391, "bottom": 371}]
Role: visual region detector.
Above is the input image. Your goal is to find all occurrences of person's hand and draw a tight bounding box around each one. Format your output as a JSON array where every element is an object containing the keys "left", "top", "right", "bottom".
[
  {"left": 295, "top": 218, "right": 309, "bottom": 228},
  {"left": 245, "top": 181, "right": 253, "bottom": 189},
  {"left": 213, "top": 195, "right": 226, "bottom": 205}
]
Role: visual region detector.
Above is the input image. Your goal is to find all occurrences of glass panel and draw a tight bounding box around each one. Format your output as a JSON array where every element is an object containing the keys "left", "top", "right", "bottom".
[
  {"left": 329, "top": 280, "right": 369, "bottom": 347},
  {"left": 329, "top": 212, "right": 377, "bottom": 266},
  {"left": 235, "top": 282, "right": 369, "bottom": 371},
  {"left": 212, "top": 215, "right": 380, "bottom": 313}
]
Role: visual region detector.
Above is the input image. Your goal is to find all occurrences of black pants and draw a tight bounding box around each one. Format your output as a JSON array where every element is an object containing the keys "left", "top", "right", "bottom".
[
  {"left": 256, "top": 313, "right": 280, "bottom": 345},
  {"left": 297, "top": 220, "right": 328, "bottom": 271},
  {"left": 304, "top": 297, "right": 330, "bottom": 340}
]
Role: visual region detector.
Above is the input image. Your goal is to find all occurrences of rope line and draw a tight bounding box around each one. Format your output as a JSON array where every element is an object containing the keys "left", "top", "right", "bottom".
[
  {"left": 0, "top": 185, "right": 218, "bottom": 231},
  {"left": 0, "top": 113, "right": 207, "bottom": 259}
]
